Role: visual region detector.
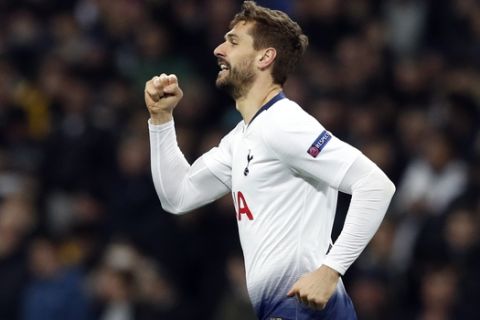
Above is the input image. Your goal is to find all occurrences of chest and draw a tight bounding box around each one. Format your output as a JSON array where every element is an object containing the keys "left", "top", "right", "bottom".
[{"left": 230, "top": 130, "right": 288, "bottom": 192}]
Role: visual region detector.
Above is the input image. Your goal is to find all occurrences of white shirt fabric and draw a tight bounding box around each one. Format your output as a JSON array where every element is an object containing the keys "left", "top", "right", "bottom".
[
  {"left": 149, "top": 94, "right": 395, "bottom": 314},
  {"left": 394, "top": 158, "right": 466, "bottom": 215}
]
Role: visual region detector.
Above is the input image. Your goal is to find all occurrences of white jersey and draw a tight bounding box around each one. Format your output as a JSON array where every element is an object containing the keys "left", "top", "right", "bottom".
[
  {"left": 149, "top": 91, "right": 395, "bottom": 319},
  {"left": 201, "top": 93, "right": 360, "bottom": 311}
]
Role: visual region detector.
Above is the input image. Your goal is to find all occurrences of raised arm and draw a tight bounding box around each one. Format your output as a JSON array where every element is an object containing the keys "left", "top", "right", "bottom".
[{"left": 145, "top": 74, "right": 230, "bottom": 214}]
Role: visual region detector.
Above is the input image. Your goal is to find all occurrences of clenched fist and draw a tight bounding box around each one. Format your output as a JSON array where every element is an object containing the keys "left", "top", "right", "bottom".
[
  {"left": 145, "top": 73, "right": 183, "bottom": 124},
  {"left": 287, "top": 265, "right": 340, "bottom": 310}
]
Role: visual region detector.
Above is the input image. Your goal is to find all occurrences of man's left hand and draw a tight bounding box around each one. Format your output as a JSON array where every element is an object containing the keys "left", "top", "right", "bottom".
[{"left": 287, "top": 265, "right": 340, "bottom": 310}]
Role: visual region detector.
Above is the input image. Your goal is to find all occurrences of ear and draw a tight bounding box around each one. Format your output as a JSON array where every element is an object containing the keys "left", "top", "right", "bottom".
[{"left": 257, "top": 48, "right": 276, "bottom": 70}]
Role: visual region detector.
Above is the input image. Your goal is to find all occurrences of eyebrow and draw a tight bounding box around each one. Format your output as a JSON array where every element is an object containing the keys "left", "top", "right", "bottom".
[{"left": 225, "top": 33, "right": 239, "bottom": 41}]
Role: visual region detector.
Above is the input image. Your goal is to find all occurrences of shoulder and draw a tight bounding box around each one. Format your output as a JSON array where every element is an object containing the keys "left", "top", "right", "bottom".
[
  {"left": 202, "top": 121, "right": 245, "bottom": 168},
  {"left": 219, "top": 121, "right": 244, "bottom": 145},
  {"left": 225, "top": 120, "right": 244, "bottom": 136},
  {"left": 261, "top": 98, "right": 325, "bottom": 144}
]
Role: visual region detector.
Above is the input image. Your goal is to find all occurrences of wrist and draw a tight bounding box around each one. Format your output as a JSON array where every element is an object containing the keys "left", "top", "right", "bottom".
[
  {"left": 318, "top": 264, "right": 341, "bottom": 278},
  {"left": 150, "top": 112, "right": 173, "bottom": 125}
]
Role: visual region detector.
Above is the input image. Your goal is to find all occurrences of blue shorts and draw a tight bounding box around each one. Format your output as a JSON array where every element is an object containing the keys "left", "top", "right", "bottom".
[{"left": 256, "top": 280, "right": 357, "bottom": 320}]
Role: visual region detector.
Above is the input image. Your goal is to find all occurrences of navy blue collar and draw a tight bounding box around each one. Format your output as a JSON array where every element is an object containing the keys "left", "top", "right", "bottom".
[{"left": 248, "top": 91, "right": 286, "bottom": 125}]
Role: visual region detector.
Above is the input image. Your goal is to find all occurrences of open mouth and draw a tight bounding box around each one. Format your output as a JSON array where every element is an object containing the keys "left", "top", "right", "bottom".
[{"left": 218, "top": 60, "right": 230, "bottom": 75}]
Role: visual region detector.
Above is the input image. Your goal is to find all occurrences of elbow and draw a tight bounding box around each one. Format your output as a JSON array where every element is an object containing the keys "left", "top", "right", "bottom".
[
  {"left": 154, "top": 188, "right": 189, "bottom": 214},
  {"left": 160, "top": 202, "right": 188, "bottom": 215},
  {"left": 367, "top": 168, "right": 396, "bottom": 202},
  {"left": 385, "top": 177, "right": 396, "bottom": 200},
  {"left": 381, "top": 178, "right": 396, "bottom": 219}
]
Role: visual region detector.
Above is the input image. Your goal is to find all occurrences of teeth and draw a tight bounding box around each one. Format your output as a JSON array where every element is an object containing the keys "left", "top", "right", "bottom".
[{"left": 219, "top": 63, "right": 229, "bottom": 70}]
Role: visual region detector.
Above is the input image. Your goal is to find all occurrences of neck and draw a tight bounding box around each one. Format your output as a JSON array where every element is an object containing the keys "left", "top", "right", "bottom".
[{"left": 235, "top": 79, "right": 282, "bottom": 124}]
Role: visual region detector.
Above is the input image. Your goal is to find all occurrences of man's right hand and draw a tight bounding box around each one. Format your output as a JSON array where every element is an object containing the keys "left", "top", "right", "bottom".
[{"left": 145, "top": 74, "right": 183, "bottom": 124}]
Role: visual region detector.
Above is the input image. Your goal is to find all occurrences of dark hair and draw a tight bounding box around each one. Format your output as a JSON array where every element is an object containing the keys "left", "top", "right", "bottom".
[{"left": 230, "top": 1, "right": 309, "bottom": 85}]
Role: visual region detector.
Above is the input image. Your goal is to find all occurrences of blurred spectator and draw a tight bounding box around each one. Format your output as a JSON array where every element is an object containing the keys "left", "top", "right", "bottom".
[
  {"left": 392, "top": 127, "right": 468, "bottom": 272},
  {"left": 395, "top": 128, "right": 467, "bottom": 216},
  {"left": 22, "top": 236, "right": 93, "bottom": 320},
  {"left": 90, "top": 242, "right": 187, "bottom": 320},
  {"left": 94, "top": 267, "right": 136, "bottom": 320},
  {"left": 349, "top": 272, "right": 390, "bottom": 320},
  {"left": 214, "top": 254, "right": 257, "bottom": 320},
  {"left": 383, "top": 0, "right": 428, "bottom": 57},
  {"left": 416, "top": 265, "right": 459, "bottom": 320},
  {"left": 0, "top": 195, "right": 35, "bottom": 320},
  {"left": 413, "top": 205, "right": 480, "bottom": 319}
]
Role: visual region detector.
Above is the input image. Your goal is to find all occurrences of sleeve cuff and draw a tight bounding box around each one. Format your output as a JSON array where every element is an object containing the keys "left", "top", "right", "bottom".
[
  {"left": 148, "top": 119, "right": 174, "bottom": 132},
  {"left": 322, "top": 256, "right": 346, "bottom": 276}
]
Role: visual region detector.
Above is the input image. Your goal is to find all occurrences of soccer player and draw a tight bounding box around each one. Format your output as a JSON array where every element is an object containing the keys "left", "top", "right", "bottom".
[{"left": 144, "top": 1, "right": 395, "bottom": 319}]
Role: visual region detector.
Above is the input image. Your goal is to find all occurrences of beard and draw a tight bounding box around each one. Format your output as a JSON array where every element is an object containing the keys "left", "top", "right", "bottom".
[{"left": 216, "top": 56, "right": 257, "bottom": 100}]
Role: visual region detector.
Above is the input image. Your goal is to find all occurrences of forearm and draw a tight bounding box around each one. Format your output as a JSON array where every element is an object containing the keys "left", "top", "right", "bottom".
[
  {"left": 323, "top": 155, "right": 396, "bottom": 275},
  {"left": 149, "top": 119, "right": 229, "bottom": 213}
]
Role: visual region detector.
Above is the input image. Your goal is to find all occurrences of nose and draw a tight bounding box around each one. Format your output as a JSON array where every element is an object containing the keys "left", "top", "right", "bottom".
[{"left": 214, "top": 41, "right": 226, "bottom": 58}]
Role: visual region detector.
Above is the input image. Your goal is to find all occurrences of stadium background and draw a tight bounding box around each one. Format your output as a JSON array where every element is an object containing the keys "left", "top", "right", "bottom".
[{"left": 1, "top": 0, "right": 479, "bottom": 319}]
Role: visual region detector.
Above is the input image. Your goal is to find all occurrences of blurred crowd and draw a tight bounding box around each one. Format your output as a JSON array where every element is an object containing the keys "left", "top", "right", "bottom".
[{"left": 0, "top": 0, "right": 479, "bottom": 319}]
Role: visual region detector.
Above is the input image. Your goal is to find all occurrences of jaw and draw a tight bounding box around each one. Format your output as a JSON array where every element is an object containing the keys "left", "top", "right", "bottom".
[
  {"left": 215, "top": 56, "right": 257, "bottom": 100},
  {"left": 216, "top": 69, "right": 230, "bottom": 87}
]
